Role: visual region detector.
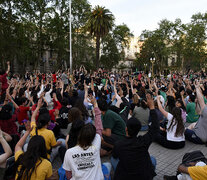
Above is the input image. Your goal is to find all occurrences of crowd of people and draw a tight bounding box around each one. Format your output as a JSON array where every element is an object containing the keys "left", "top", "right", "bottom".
[{"left": 0, "top": 62, "right": 207, "bottom": 180}]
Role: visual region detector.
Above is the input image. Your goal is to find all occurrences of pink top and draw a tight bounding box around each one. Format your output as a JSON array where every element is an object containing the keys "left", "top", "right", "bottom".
[{"left": 94, "top": 107, "right": 103, "bottom": 136}]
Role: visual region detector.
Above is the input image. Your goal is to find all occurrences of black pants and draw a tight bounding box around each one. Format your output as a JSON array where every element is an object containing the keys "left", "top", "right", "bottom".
[
  {"left": 59, "top": 146, "right": 67, "bottom": 163},
  {"left": 102, "top": 134, "right": 122, "bottom": 151},
  {"left": 155, "top": 130, "right": 185, "bottom": 149}
]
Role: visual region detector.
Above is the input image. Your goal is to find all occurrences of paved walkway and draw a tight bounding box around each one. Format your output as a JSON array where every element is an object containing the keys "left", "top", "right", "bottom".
[
  {"left": 149, "top": 141, "right": 207, "bottom": 180},
  {"left": 53, "top": 140, "right": 207, "bottom": 180}
]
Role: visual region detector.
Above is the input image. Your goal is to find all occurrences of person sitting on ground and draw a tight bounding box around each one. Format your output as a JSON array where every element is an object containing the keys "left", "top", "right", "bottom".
[
  {"left": 186, "top": 94, "right": 199, "bottom": 123},
  {"left": 175, "top": 99, "right": 187, "bottom": 123},
  {"left": 185, "top": 82, "right": 207, "bottom": 144},
  {"left": 58, "top": 107, "right": 85, "bottom": 162},
  {"left": 164, "top": 151, "right": 207, "bottom": 180},
  {"left": 30, "top": 99, "right": 62, "bottom": 159},
  {"left": 133, "top": 98, "right": 150, "bottom": 131},
  {"left": 97, "top": 98, "right": 126, "bottom": 155},
  {"left": 0, "top": 90, "right": 19, "bottom": 135},
  {"left": 63, "top": 97, "right": 104, "bottom": 180},
  {"left": 15, "top": 122, "right": 53, "bottom": 180},
  {"left": 155, "top": 96, "right": 185, "bottom": 149},
  {"left": 111, "top": 93, "right": 158, "bottom": 180},
  {"left": 17, "top": 97, "right": 32, "bottom": 124}
]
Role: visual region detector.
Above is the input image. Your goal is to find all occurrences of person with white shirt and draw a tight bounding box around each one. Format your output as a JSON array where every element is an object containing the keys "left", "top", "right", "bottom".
[
  {"left": 63, "top": 97, "right": 104, "bottom": 180},
  {"left": 154, "top": 96, "right": 185, "bottom": 149},
  {"left": 44, "top": 83, "right": 53, "bottom": 104}
]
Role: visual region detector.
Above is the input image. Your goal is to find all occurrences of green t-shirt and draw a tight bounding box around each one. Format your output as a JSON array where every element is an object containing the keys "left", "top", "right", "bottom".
[
  {"left": 102, "top": 110, "right": 126, "bottom": 138},
  {"left": 101, "top": 78, "right": 106, "bottom": 85},
  {"left": 186, "top": 102, "right": 199, "bottom": 123},
  {"left": 159, "top": 91, "right": 167, "bottom": 102}
]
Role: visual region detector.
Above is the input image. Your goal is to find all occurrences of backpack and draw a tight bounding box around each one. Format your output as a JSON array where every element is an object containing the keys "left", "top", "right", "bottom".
[{"left": 182, "top": 150, "right": 207, "bottom": 166}]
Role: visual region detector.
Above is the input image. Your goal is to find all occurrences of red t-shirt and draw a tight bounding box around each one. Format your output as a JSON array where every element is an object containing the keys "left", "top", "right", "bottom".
[
  {"left": 138, "top": 73, "right": 142, "bottom": 81},
  {"left": 17, "top": 106, "right": 30, "bottom": 124},
  {"left": 0, "top": 73, "right": 8, "bottom": 90},
  {"left": 0, "top": 109, "right": 18, "bottom": 135},
  {"left": 52, "top": 74, "right": 57, "bottom": 83}
]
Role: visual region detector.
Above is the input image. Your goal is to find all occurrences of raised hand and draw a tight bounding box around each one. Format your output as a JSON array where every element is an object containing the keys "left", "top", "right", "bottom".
[{"left": 146, "top": 93, "right": 154, "bottom": 110}]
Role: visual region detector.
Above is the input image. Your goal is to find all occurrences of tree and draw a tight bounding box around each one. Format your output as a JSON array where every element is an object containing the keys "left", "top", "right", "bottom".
[
  {"left": 100, "top": 24, "right": 133, "bottom": 70},
  {"left": 85, "top": 5, "right": 114, "bottom": 68},
  {"left": 100, "top": 33, "right": 120, "bottom": 70},
  {"left": 113, "top": 24, "right": 134, "bottom": 51},
  {"left": 183, "top": 13, "right": 207, "bottom": 70}
]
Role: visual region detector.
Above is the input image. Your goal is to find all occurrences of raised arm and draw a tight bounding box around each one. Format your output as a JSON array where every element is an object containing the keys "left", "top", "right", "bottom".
[
  {"left": 91, "top": 97, "right": 103, "bottom": 136},
  {"left": 84, "top": 80, "right": 88, "bottom": 101},
  {"left": 180, "top": 90, "right": 186, "bottom": 107},
  {"left": 31, "top": 98, "right": 42, "bottom": 123},
  {"left": 0, "top": 129, "right": 12, "bottom": 165},
  {"left": 6, "top": 61, "right": 10, "bottom": 74},
  {"left": 91, "top": 78, "right": 95, "bottom": 93},
  {"left": 15, "top": 121, "right": 33, "bottom": 153},
  {"left": 143, "top": 93, "right": 159, "bottom": 146},
  {"left": 157, "top": 96, "right": 168, "bottom": 118},
  {"left": 7, "top": 90, "right": 19, "bottom": 109},
  {"left": 104, "top": 79, "right": 108, "bottom": 91},
  {"left": 195, "top": 81, "right": 205, "bottom": 112}
]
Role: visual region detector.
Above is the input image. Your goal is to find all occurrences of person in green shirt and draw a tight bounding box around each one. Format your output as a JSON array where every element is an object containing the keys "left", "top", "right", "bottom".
[
  {"left": 97, "top": 98, "right": 126, "bottom": 154},
  {"left": 186, "top": 95, "right": 199, "bottom": 123},
  {"left": 159, "top": 90, "right": 167, "bottom": 102}
]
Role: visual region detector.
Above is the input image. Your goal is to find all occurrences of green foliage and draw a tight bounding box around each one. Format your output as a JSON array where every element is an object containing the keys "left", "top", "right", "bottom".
[
  {"left": 100, "top": 33, "right": 121, "bottom": 70},
  {"left": 138, "top": 12, "right": 207, "bottom": 72},
  {"left": 85, "top": 5, "right": 114, "bottom": 68},
  {"left": 113, "top": 24, "right": 134, "bottom": 51}
]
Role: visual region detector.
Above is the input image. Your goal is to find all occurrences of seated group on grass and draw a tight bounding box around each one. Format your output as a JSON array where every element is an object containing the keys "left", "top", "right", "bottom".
[{"left": 0, "top": 62, "right": 207, "bottom": 180}]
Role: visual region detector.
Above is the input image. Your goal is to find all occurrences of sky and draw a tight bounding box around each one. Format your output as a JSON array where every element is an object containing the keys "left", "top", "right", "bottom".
[{"left": 89, "top": 0, "right": 207, "bottom": 37}]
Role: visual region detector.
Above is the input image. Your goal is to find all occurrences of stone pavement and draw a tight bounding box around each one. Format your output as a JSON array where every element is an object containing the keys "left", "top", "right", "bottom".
[
  {"left": 53, "top": 140, "right": 207, "bottom": 180},
  {"left": 149, "top": 141, "right": 207, "bottom": 180}
]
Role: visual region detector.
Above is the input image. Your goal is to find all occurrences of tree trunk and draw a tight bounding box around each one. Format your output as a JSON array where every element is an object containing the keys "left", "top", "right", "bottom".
[{"left": 96, "top": 36, "right": 100, "bottom": 68}]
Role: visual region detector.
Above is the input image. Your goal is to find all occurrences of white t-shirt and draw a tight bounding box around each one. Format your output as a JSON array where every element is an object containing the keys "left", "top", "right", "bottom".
[
  {"left": 45, "top": 89, "right": 53, "bottom": 103},
  {"left": 166, "top": 113, "right": 185, "bottom": 142},
  {"left": 63, "top": 134, "right": 104, "bottom": 180}
]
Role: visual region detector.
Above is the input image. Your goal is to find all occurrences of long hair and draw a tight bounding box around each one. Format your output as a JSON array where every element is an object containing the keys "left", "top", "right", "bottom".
[
  {"left": 68, "top": 107, "right": 83, "bottom": 123},
  {"left": 167, "top": 96, "right": 175, "bottom": 113},
  {"left": 15, "top": 136, "right": 48, "bottom": 180},
  {"left": 0, "top": 104, "right": 12, "bottom": 120},
  {"left": 176, "top": 99, "right": 186, "bottom": 111},
  {"left": 74, "top": 99, "right": 89, "bottom": 121},
  {"left": 68, "top": 119, "right": 85, "bottom": 148},
  {"left": 167, "top": 107, "right": 185, "bottom": 137}
]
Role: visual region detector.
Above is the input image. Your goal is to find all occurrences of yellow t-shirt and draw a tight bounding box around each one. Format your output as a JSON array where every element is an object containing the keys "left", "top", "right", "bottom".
[
  {"left": 15, "top": 150, "right": 52, "bottom": 180},
  {"left": 188, "top": 165, "right": 207, "bottom": 180},
  {"left": 30, "top": 121, "right": 57, "bottom": 158}
]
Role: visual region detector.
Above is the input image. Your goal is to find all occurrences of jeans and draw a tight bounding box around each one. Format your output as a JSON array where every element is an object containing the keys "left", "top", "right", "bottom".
[
  {"left": 140, "top": 125, "right": 148, "bottom": 131},
  {"left": 185, "top": 129, "right": 204, "bottom": 144},
  {"left": 111, "top": 156, "right": 157, "bottom": 171},
  {"left": 102, "top": 162, "right": 112, "bottom": 180},
  {"left": 50, "top": 138, "right": 66, "bottom": 162}
]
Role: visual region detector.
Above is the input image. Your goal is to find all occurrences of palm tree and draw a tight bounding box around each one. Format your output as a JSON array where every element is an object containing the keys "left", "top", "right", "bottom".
[{"left": 86, "top": 5, "right": 114, "bottom": 68}]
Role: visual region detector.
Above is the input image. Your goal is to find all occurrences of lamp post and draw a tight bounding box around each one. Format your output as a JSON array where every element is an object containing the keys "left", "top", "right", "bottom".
[
  {"left": 144, "top": 63, "right": 147, "bottom": 73},
  {"left": 69, "top": 0, "right": 72, "bottom": 74},
  {"left": 150, "top": 57, "right": 155, "bottom": 77}
]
